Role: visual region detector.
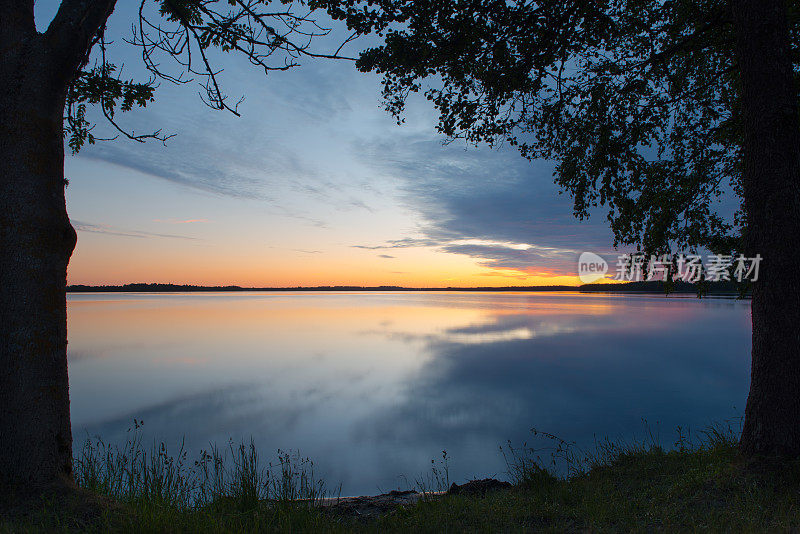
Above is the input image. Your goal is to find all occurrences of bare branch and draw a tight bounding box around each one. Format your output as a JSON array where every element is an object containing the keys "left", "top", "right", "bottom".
[
  {"left": 62, "top": 0, "right": 361, "bottom": 151},
  {"left": 125, "top": 0, "right": 357, "bottom": 114},
  {"left": 96, "top": 31, "right": 175, "bottom": 144}
]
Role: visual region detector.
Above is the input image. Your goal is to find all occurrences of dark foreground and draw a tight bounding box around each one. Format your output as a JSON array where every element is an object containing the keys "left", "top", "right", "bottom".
[{"left": 2, "top": 427, "right": 798, "bottom": 533}]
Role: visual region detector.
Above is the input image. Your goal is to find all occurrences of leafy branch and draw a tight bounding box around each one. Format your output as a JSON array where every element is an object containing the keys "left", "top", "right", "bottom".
[{"left": 65, "top": 0, "right": 357, "bottom": 152}]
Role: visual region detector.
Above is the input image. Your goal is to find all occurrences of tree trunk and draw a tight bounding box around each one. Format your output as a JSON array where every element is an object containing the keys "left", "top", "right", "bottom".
[
  {"left": 0, "top": 34, "right": 77, "bottom": 487},
  {"left": 734, "top": 0, "right": 800, "bottom": 456}
]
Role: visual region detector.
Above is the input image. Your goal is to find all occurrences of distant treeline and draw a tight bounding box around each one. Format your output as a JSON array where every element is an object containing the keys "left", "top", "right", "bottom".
[
  {"left": 66, "top": 281, "right": 749, "bottom": 295},
  {"left": 580, "top": 280, "right": 749, "bottom": 295}
]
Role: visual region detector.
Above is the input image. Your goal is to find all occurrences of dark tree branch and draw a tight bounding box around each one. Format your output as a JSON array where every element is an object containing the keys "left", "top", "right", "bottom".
[
  {"left": 97, "top": 32, "right": 175, "bottom": 144},
  {"left": 60, "top": 0, "right": 360, "bottom": 151},
  {"left": 45, "top": 0, "right": 118, "bottom": 82},
  {"left": 123, "top": 0, "right": 356, "bottom": 115},
  {"left": 629, "top": 6, "right": 730, "bottom": 74}
]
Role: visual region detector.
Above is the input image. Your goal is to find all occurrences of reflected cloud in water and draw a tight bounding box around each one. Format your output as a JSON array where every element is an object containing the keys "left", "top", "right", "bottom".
[{"left": 68, "top": 292, "right": 751, "bottom": 495}]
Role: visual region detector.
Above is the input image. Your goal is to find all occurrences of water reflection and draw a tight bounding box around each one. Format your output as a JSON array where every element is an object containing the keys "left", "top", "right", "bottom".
[{"left": 67, "top": 292, "right": 751, "bottom": 495}]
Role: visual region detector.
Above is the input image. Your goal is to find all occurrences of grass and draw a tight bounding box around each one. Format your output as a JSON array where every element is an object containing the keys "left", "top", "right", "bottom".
[
  {"left": 73, "top": 419, "right": 333, "bottom": 510},
  {"left": 4, "top": 418, "right": 800, "bottom": 532}
]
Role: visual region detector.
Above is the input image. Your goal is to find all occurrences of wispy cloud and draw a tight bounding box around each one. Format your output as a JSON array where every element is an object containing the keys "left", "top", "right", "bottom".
[
  {"left": 153, "top": 218, "right": 209, "bottom": 224},
  {"left": 440, "top": 243, "right": 579, "bottom": 275},
  {"left": 266, "top": 246, "right": 322, "bottom": 254},
  {"left": 72, "top": 220, "right": 197, "bottom": 240},
  {"left": 73, "top": 54, "right": 381, "bottom": 223},
  {"left": 351, "top": 133, "right": 618, "bottom": 276},
  {"left": 352, "top": 237, "right": 441, "bottom": 250},
  {"left": 378, "top": 254, "right": 395, "bottom": 259}
]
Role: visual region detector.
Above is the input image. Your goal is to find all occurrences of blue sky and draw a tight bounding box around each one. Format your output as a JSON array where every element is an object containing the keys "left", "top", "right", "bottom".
[{"left": 38, "top": 1, "right": 618, "bottom": 286}]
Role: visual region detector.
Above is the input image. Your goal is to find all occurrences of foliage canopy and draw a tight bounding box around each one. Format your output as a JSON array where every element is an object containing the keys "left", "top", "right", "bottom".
[{"left": 316, "top": 0, "right": 800, "bottom": 255}]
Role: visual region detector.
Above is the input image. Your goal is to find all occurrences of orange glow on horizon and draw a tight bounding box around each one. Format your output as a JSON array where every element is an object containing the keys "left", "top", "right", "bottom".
[{"left": 68, "top": 231, "right": 588, "bottom": 288}]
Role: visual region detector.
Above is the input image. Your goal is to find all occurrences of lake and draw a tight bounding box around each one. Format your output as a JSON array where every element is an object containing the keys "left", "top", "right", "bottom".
[{"left": 67, "top": 291, "right": 751, "bottom": 496}]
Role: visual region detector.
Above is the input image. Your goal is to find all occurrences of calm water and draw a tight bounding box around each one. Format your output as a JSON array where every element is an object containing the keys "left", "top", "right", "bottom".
[{"left": 67, "top": 291, "right": 751, "bottom": 495}]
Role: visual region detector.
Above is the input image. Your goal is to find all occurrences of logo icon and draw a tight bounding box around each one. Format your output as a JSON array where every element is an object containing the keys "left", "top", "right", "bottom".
[{"left": 578, "top": 252, "right": 608, "bottom": 283}]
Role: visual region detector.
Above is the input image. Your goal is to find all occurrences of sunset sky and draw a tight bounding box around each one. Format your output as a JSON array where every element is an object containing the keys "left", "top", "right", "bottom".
[{"left": 40, "top": 1, "right": 619, "bottom": 287}]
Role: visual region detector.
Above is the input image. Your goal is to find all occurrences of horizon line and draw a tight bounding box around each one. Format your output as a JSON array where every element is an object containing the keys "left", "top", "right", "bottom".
[{"left": 65, "top": 280, "right": 741, "bottom": 294}]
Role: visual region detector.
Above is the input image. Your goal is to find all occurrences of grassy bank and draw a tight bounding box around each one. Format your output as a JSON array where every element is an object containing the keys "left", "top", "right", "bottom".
[{"left": 3, "top": 422, "right": 800, "bottom": 532}]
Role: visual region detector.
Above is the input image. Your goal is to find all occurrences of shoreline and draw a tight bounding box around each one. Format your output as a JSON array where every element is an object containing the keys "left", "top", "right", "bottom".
[
  {"left": 7, "top": 431, "right": 796, "bottom": 531},
  {"left": 66, "top": 281, "right": 750, "bottom": 296}
]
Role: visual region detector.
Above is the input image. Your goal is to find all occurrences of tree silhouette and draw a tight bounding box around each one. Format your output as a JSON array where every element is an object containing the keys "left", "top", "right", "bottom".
[
  {"left": 315, "top": 0, "right": 800, "bottom": 456},
  {"left": 0, "top": 0, "right": 352, "bottom": 489}
]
